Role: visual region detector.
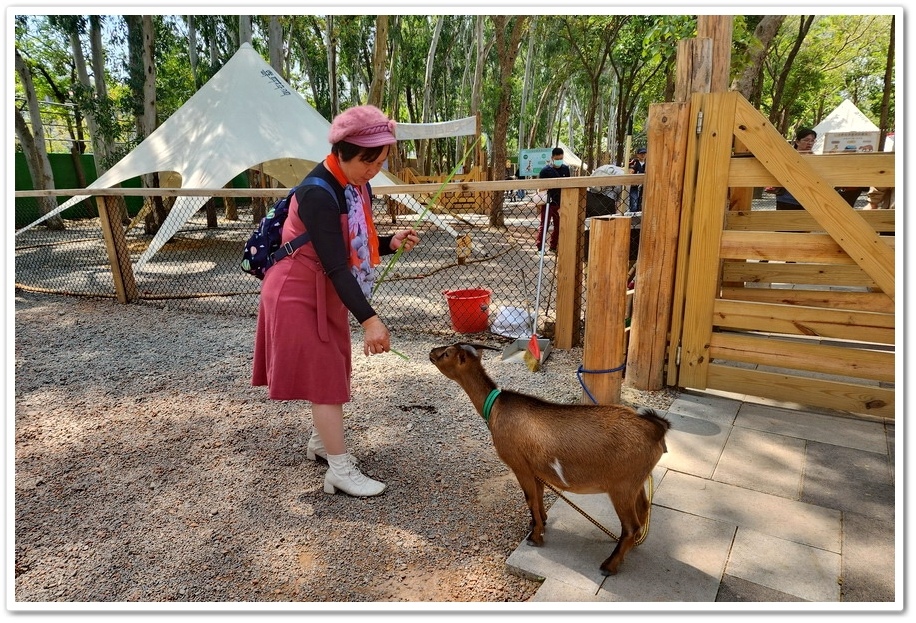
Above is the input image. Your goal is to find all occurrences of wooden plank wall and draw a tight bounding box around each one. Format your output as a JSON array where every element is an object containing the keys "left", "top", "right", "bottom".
[{"left": 675, "top": 93, "right": 897, "bottom": 419}]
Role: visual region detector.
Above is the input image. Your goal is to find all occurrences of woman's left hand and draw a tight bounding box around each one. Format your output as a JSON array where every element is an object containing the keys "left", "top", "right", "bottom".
[{"left": 392, "top": 229, "right": 420, "bottom": 253}]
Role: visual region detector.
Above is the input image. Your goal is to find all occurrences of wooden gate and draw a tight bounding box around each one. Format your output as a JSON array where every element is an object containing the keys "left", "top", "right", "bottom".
[{"left": 667, "top": 92, "right": 896, "bottom": 419}]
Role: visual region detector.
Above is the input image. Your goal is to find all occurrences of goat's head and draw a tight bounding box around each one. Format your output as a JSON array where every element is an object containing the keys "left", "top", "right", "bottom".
[{"left": 429, "top": 343, "right": 498, "bottom": 381}]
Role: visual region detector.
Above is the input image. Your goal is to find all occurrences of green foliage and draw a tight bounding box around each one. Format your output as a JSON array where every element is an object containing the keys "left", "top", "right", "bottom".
[{"left": 14, "top": 13, "right": 895, "bottom": 174}]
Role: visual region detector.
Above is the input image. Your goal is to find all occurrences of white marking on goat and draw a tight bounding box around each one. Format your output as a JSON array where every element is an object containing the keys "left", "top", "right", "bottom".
[{"left": 550, "top": 458, "right": 569, "bottom": 487}]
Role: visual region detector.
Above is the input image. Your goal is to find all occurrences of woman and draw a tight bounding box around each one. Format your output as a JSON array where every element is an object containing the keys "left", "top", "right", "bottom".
[
  {"left": 774, "top": 128, "right": 816, "bottom": 210},
  {"left": 252, "top": 105, "right": 420, "bottom": 498}
]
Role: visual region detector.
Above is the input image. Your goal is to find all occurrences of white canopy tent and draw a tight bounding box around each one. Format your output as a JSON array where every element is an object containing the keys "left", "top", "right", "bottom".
[
  {"left": 17, "top": 43, "right": 459, "bottom": 270},
  {"left": 810, "top": 99, "right": 881, "bottom": 154}
]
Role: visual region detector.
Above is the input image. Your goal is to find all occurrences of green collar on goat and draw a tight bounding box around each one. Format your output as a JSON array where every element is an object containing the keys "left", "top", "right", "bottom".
[{"left": 482, "top": 388, "right": 502, "bottom": 426}]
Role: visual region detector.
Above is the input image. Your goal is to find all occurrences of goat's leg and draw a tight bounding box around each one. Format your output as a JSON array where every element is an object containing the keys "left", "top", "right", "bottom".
[
  {"left": 516, "top": 474, "right": 546, "bottom": 546},
  {"left": 634, "top": 482, "right": 650, "bottom": 540},
  {"left": 600, "top": 489, "right": 642, "bottom": 576}
]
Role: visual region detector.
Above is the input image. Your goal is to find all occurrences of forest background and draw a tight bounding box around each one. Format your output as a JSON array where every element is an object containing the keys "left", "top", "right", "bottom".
[{"left": 13, "top": 12, "right": 896, "bottom": 233}]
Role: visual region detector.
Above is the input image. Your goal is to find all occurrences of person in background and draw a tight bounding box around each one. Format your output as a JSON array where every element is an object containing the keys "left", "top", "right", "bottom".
[
  {"left": 535, "top": 146, "right": 571, "bottom": 252},
  {"left": 772, "top": 128, "right": 816, "bottom": 210},
  {"left": 627, "top": 147, "right": 647, "bottom": 212},
  {"left": 252, "top": 105, "right": 420, "bottom": 498},
  {"left": 865, "top": 186, "right": 895, "bottom": 209}
]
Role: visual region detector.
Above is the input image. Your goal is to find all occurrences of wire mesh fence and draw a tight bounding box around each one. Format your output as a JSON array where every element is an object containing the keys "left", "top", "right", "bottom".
[{"left": 14, "top": 179, "right": 641, "bottom": 340}]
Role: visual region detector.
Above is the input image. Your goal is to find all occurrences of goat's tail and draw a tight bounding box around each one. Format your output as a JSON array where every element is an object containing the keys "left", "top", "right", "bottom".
[{"left": 636, "top": 407, "right": 671, "bottom": 453}]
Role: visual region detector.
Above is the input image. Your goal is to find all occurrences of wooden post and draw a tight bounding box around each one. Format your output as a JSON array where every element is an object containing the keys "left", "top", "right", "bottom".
[
  {"left": 697, "top": 15, "right": 733, "bottom": 92},
  {"left": 675, "top": 38, "right": 712, "bottom": 100},
  {"left": 581, "top": 215, "right": 630, "bottom": 404},
  {"left": 626, "top": 102, "right": 691, "bottom": 390},
  {"left": 96, "top": 195, "right": 138, "bottom": 304},
  {"left": 553, "top": 187, "right": 585, "bottom": 348}
]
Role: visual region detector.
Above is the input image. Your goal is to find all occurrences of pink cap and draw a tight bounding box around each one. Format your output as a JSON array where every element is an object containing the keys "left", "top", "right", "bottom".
[{"left": 328, "top": 105, "right": 397, "bottom": 147}]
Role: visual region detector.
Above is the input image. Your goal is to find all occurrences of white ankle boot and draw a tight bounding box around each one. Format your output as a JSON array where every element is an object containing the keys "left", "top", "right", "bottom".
[
  {"left": 306, "top": 431, "right": 357, "bottom": 464},
  {"left": 305, "top": 430, "right": 327, "bottom": 461},
  {"left": 324, "top": 453, "right": 386, "bottom": 497}
]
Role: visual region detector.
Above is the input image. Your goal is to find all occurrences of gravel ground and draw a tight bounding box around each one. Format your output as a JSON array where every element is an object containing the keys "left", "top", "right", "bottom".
[{"left": 12, "top": 290, "right": 676, "bottom": 608}]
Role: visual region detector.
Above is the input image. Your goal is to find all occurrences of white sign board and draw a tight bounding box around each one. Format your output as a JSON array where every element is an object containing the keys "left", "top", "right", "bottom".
[
  {"left": 518, "top": 148, "right": 552, "bottom": 177},
  {"left": 822, "top": 131, "right": 880, "bottom": 154}
]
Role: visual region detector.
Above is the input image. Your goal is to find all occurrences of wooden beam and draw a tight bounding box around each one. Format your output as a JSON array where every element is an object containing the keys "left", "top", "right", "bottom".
[
  {"left": 720, "top": 230, "right": 894, "bottom": 263},
  {"left": 627, "top": 102, "right": 690, "bottom": 390},
  {"left": 96, "top": 196, "right": 138, "bottom": 304},
  {"left": 705, "top": 364, "right": 894, "bottom": 419},
  {"left": 712, "top": 298, "right": 895, "bottom": 345},
  {"left": 676, "top": 92, "right": 738, "bottom": 389},
  {"left": 719, "top": 286, "right": 894, "bottom": 314},
  {"left": 553, "top": 187, "right": 585, "bottom": 348},
  {"left": 725, "top": 208, "right": 895, "bottom": 233},
  {"left": 728, "top": 153, "right": 895, "bottom": 188},
  {"left": 709, "top": 331, "right": 894, "bottom": 383}
]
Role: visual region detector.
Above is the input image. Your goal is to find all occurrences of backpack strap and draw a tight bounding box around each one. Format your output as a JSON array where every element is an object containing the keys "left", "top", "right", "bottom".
[{"left": 268, "top": 177, "right": 340, "bottom": 264}]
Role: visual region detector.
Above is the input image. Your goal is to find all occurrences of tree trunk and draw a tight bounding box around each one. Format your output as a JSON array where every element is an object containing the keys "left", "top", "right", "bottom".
[
  {"left": 418, "top": 16, "right": 444, "bottom": 174},
  {"left": 326, "top": 16, "right": 338, "bottom": 115},
  {"left": 188, "top": 15, "right": 199, "bottom": 87},
  {"left": 129, "top": 16, "right": 165, "bottom": 234},
  {"left": 367, "top": 15, "right": 388, "bottom": 107},
  {"left": 239, "top": 15, "right": 252, "bottom": 45},
  {"left": 517, "top": 17, "right": 538, "bottom": 151},
  {"left": 87, "top": 17, "right": 113, "bottom": 173},
  {"left": 731, "top": 16, "right": 785, "bottom": 100},
  {"left": 268, "top": 16, "right": 284, "bottom": 77},
  {"left": 488, "top": 16, "right": 529, "bottom": 227},
  {"left": 15, "top": 48, "right": 63, "bottom": 229},
  {"left": 470, "top": 16, "right": 485, "bottom": 116},
  {"left": 877, "top": 15, "right": 894, "bottom": 149},
  {"left": 769, "top": 15, "right": 814, "bottom": 132}
]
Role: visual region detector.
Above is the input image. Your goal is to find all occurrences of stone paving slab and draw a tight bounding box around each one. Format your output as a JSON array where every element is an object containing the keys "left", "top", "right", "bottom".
[
  {"left": 667, "top": 392, "right": 742, "bottom": 425},
  {"left": 592, "top": 505, "right": 733, "bottom": 602},
  {"left": 657, "top": 411, "right": 730, "bottom": 479},
  {"left": 713, "top": 426, "right": 806, "bottom": 497},
  {"left": 802, "top": 440, "right": 895, "bottom": 522},
  {"left": 515, "top": 502, "right": 734, "bottom": 603},
  {"left": 735, "top": 402, "right": 888, "bottom": 453},
  {"left": 725, "top": 527, "right": 842, "bottom": 602},
  {"left": 652, "top": 471, "right": 842, "bottom": 552}
]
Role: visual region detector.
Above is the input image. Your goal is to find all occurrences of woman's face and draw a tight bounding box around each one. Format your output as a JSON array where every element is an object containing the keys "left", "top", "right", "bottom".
[
  {"left": 796, "top": 134, "right": 816, "bottom": 153},
  {"left": 340, "top": 145, "right": 390, "bottom": 186}
]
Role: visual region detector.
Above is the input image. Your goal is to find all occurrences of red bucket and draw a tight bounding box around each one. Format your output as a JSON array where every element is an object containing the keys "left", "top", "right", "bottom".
[{"left": 443, "top": 288, "right": 491, "bottom": 333}]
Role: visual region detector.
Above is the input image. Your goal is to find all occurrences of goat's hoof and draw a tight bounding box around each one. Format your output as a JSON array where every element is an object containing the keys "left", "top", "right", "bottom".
[
  {"left": 525, "top": 532, "right": 544, "bottom": 547},
  {"left": 600, "top": 558, "right": 621, "bottom": 576}
]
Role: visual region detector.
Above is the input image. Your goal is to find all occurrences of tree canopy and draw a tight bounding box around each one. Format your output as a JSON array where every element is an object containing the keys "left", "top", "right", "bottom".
[{"left": 14, "top": 13, "right": 896, "bottom": 179}]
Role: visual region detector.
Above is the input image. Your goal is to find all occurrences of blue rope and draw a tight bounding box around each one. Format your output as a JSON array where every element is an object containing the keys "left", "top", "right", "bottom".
[{"left": 577, "top": 362, "right": 626, "bottom": 405}]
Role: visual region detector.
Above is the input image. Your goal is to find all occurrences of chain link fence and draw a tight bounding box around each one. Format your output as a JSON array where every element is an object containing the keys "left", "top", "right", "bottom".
[{"left": 15, "top": 178, "right": 640, "bottom": 340}]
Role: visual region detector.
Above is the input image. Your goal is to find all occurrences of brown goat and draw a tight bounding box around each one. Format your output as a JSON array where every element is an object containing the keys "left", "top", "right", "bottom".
[{"left": 429, "top": 343, "right": 670, "bottom": 576}]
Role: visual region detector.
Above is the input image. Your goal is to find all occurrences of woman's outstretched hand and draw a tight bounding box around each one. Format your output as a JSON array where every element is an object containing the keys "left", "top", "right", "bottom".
[
  {"left": 361, "top": 316, "right": 390, "bottom": 356},
  {"left": 391, "top": 229, "right": 420, "bottom": 252}
]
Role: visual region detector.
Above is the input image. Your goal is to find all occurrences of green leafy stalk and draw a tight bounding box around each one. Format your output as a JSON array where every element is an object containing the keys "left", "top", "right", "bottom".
[{"left": 372, "top": 135, "right": 484, "bottom": 295}]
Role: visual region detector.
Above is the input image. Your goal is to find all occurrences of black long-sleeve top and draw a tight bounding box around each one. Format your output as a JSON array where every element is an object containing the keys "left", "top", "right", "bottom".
[{"left": 294, "top": 165, "right": 395, "bottom": 324}]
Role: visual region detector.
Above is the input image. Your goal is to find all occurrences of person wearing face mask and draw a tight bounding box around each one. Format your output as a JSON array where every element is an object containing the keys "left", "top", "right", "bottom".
[
  {"left": 535, "top": 147, "right": 571, "bottom": 252},
  {"left": 252, "top": 104, "right": 420, "bottom": 498}
]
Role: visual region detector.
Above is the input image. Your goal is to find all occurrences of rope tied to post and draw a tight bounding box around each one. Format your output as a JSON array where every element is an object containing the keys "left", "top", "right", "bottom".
[{"left": 576, "top": 361, "right": 626, "bottom": 405}]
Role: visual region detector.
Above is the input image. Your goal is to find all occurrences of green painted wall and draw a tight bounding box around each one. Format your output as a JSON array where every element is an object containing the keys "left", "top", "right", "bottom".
[{"left": 15, "top": 152, "right": 251, "bottom": 228}]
